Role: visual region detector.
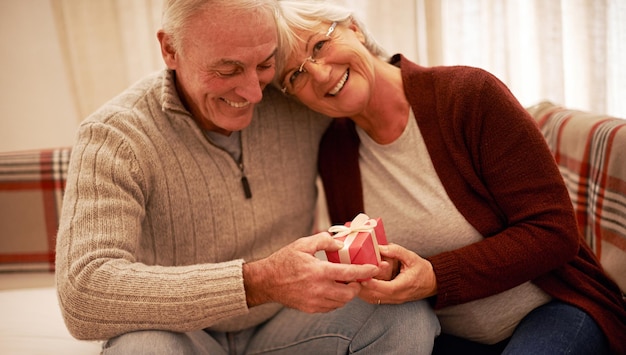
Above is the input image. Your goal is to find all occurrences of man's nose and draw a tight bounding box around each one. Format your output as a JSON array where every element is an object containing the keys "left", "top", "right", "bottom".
[{"left": 235, "top": 70, "right": 265, "bottom": 104}]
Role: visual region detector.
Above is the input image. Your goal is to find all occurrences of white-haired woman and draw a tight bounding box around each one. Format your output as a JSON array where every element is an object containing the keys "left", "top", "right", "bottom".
[{"left": 275, "top": 1, "right": 626, "bottom": 354}]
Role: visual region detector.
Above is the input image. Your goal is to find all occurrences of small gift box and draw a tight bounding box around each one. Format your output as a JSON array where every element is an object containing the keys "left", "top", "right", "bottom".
[{"left": 325, "top": 213, "right": 388, "bottom": 266}]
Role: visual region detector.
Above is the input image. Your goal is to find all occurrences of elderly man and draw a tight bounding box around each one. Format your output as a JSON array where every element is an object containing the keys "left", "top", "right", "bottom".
[{"left": 55, "top": 0, "right": 439, "bottom": 353}]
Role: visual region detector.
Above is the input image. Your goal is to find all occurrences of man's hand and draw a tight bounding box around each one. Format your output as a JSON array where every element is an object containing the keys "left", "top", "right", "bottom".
[{"left": 243, "top": 232, "right": 379, "bottom": 313}]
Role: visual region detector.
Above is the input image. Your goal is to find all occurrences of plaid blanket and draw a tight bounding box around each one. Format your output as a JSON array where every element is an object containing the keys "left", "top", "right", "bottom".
[
  {"left": 0, "top": 148, "right": 71, "bottom": 271},
  {"left": 527, "top": 102, "right": 626, "bottom": 292}
]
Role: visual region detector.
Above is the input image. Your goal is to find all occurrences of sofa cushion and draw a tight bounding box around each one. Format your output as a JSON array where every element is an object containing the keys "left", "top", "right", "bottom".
[
  {"left": 0, "top": 148, "right": 70, "bottom": 271},
  {"left": 527, "top": 101, "right": 626, "bottom": 292}
]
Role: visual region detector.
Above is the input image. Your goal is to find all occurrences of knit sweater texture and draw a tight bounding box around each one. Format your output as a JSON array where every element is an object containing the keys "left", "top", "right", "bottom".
[
  {"left": 318, "top": 55, "right": 626, "bottom": 354},
  {"left": 56, "top": 69, "right": 329, "bottom": 340}
]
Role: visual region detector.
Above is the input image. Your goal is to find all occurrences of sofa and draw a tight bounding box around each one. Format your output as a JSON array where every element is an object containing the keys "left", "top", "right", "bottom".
[
  {"left": 527, "top": 101, "right": 626, "bottom": 292},
  {"left": 0, "top": 101, "right": 624, "bottom": 353},
  {"left": 0, "top": 147, "right": 102, "bottom": 354}
]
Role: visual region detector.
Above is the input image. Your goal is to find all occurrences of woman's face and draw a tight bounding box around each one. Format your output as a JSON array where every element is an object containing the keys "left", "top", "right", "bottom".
[{"left": 279, "top": 22, "right": 376, "bottom": 118}]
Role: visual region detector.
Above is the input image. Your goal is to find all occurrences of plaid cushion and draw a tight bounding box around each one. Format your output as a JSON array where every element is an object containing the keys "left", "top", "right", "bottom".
[
  {"left": 527, "top": 102, "right": 626, "bottom": 292},
  {"left": 0, "top": 148, "right": 71, "bottom": 271}
]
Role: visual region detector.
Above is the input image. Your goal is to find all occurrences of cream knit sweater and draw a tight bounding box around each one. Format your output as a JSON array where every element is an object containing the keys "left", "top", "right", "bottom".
[{"left": 55, "top": 70, "right": 329, "bottom": 341}]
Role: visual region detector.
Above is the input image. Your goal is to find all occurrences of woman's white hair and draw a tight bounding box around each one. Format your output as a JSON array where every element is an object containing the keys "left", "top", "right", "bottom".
[{"left": 276, "top": 0, "right": 388, "bottom": 77}]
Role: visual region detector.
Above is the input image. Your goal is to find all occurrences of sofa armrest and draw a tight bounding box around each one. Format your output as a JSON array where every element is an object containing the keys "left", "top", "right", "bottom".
[
  {"left": 0, "top": 148, "right": 71, "bottom": 272},
  {"left": 527, "top": 101, "right": 626, "bottom": 292}
]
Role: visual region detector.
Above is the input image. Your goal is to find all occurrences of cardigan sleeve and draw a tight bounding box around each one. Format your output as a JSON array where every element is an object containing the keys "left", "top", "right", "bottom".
[{"left": 413, "top": 65, "right": 581, "bottom": 308}]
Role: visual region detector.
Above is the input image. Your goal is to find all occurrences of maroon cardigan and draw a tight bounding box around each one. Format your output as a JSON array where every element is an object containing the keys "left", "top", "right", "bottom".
[{"left": 319, "top": 55, "right": 626, "bottom": 353}]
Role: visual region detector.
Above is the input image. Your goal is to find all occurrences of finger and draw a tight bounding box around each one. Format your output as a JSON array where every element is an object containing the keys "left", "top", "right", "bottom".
[
  {"left": 359, "top": 279, "right": 404, "bottom": 305},
  {"left": 344, "top": 281, "right": 363, "bottom": 293},
  {"left": 378, "top": 260, "right": 391, "bottom": 269},
  {"left": 325, "top": 262, "right": 378, "bottom": 283},
  {"left": 357, "top": 288, "right": 383, "bottom": 305},
  {"left": 289, "top": 279, "right": 360, "bottom": 313},
  {"left": 324, "top": 281, "right": 361, "bottom": 303},
  {"left": 374, "top": 260, "right": 393, "bottom": 280},
  {"left": 360, "top": 277, "right": 395, "bottom": 294},
  {"left": 297, "top": 232, "right": 342, "bottom": 254},
  {"left": 379, "top": 243, "right": 415, "bottom": 265}
]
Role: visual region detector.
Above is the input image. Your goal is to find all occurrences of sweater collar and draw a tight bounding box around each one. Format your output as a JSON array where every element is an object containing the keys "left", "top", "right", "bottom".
[{"left": 159, "top": 69, "right": 190, "bottom": 116}]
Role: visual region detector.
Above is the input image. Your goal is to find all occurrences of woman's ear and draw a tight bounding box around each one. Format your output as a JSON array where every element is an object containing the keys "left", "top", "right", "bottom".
[
  {"left": 157, "top": 30, "right": 178, "bottom": 69},
  {"left": 347, "top": 20, "right": 366, "bottom": 44}
]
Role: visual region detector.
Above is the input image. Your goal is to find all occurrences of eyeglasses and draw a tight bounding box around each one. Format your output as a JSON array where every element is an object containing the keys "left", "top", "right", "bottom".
[{"left": 281, "top": 22, "right": 337, "bottom": 95}]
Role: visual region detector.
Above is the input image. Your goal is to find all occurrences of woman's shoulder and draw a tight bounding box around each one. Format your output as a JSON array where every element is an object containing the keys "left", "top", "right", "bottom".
[{"left": 395, "top": 54, "right": 500, "bottom": 91}]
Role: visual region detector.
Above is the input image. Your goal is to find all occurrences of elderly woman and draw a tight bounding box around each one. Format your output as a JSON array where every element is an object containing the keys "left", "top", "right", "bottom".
[{"left": 275, "top": 1, "right": 626, "bottom": 354}]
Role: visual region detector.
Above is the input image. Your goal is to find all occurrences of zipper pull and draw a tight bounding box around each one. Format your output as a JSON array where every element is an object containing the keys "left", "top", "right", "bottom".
[
  {"left": 241, "top": 175, "right": 252, "bottom": 199},
  {"left": 238, "top": 162, "right": 251, "bottom": 199}
]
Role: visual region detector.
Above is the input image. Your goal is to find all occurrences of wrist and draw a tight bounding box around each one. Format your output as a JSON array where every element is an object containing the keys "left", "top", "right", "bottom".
[
  {"left": 242, "top": 260, "right": 269, "bottom": 307},
  {"left": 426, "top": 261, "right": 438, "bottom": 297}
]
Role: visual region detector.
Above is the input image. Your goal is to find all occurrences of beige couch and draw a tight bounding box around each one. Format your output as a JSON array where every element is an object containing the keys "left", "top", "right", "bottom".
[{"left": 0, "top": 102, "right": 624, "bottom": 353}]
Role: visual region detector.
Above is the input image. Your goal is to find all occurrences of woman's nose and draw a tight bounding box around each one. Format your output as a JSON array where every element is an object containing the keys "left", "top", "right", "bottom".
[{"left": 303, "top": 60, "right": 331, "bottom": 83}]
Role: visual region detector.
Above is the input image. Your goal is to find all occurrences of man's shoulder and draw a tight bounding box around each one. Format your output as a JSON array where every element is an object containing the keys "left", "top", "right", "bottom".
[
  {"left": 83, "top": 70, "right": 165, "bottom": 126},
  {"left": 258, "top": 86, "right": 312, "bottom": 114}
]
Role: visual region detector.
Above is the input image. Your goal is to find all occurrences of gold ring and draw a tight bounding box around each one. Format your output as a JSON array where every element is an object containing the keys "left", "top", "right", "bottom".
[{"left": 377, "top": 299, "right": 381, "bottom": 305}]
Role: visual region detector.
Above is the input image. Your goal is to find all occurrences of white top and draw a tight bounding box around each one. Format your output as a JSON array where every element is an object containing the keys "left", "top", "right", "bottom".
[{"left": 357, "top": 109, "right": 551, "bottom": 344}]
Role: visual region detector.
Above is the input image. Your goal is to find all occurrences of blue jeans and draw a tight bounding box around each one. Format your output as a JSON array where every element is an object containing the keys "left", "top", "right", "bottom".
[
  {"left": 433, "top": 301, "right": 609, "bottom": 355},
  {"left": 103, "top": 298, "right": 440, "bottom": 354}
]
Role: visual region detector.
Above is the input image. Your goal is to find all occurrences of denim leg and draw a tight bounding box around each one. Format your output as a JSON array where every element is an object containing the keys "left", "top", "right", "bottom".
[
  {"left": 245, "top": 298, "right": 440, "bottom": 354},
  {"left": 102, "top": 329, "right": 227, "bottom": 355},
  {"left": 432, "top": 333, "right": 507, "bottom": 355},
  {"left": 502, "top": 301, "right": 609, "bottom": 355}
]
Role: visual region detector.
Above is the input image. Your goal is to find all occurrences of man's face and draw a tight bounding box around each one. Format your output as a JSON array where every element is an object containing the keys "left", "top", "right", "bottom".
[{"left": 159, "top": 7, "right": 277, "bottom": 135}]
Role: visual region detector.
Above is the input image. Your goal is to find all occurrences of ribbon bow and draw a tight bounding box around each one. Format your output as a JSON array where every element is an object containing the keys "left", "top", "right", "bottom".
[
  {"left": 329, "top": 213, "right": 378, "bottom": 238},
  {"left": 328, "top": 213, "right": 381, "bottom": 264}
]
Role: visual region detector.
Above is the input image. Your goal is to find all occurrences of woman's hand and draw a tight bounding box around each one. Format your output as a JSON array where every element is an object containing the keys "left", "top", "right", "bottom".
[
  {"left": 373, "top": 254, "right": 400, "bottom": 281},
  {"left": 360, "top": 243, "right": 437, "bottom": 304}
]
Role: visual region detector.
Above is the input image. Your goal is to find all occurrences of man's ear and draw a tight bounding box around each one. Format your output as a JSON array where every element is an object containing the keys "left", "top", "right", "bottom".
[{"left": 157, "top": 30, "right": 177, "bottom": 69}]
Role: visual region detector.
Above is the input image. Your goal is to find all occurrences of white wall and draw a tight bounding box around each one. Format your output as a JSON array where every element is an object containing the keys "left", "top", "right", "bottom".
[{"left": 0, "top": 0, "right": 79, "bottom": 151}]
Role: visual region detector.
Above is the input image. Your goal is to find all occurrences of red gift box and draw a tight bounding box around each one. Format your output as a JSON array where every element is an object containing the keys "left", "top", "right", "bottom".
[{"left": 325, "top": 213, "right": 388, "bottom": 266}]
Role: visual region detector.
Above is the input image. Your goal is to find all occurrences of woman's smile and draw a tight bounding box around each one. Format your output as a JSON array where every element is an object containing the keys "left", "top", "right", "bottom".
[{"left": 327, "top": 69, "right": 350, "bottom": 96}]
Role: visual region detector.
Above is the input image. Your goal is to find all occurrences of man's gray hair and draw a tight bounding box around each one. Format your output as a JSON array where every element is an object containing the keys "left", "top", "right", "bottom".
[{"left": 161, "top": 0, "right": 280, "bottom": 55}]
